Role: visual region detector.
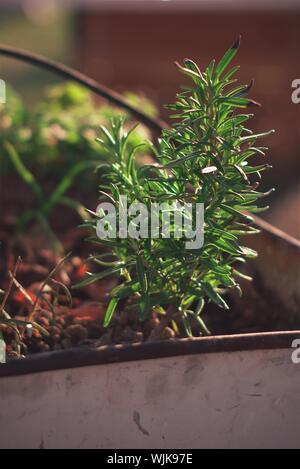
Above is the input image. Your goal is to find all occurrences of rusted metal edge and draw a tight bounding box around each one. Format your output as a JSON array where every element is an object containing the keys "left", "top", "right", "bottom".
[{"left": 0, "top": 330, "right": 299, "bottom": 378}]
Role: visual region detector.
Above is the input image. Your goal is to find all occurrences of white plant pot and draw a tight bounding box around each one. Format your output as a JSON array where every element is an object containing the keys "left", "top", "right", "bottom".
[{"left": 0, "top": 331, "right": 299, "bottom": 449}]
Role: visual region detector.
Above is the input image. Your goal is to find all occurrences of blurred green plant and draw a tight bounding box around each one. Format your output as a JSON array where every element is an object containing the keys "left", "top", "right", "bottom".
[
  {"left": 4, "top": 140, "right": 97, "bottom": 252},
  {"left": 76, "top": 38, "right": 274, "bottom": 338},
  {"left": 1, "top": 83, "right": 155, "bottom": 245},
  {"left": 1, "top": 83, "right": 155, "bottom": 175}
]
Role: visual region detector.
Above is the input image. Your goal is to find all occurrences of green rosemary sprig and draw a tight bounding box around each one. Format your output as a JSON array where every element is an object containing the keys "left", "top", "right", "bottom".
[{"left": 77, "top": 38, "right": 274, "bottom": 337}]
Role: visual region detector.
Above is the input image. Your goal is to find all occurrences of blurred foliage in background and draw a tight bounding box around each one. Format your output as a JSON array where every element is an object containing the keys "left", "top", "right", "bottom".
[
  {"left": 0, "top": 6, "right": 157, "bottom": 245},
  {"left": 0, "top": 83, "right": 155, "bottom": 179},
  {"left": 0, "top": 82, "right": 156, "bottom": 245}
]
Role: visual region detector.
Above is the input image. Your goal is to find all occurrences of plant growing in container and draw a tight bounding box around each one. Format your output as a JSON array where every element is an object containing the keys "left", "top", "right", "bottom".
[
  {"left": 76, "top": 37, "right": 274, "bottom": 339},
  {"left": 1, "top": 39, "right": 300, "bottom": 451}
]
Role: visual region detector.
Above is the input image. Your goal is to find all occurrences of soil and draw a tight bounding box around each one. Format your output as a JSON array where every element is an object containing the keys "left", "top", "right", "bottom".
[
  {"left": 0, "top": 209, "right": 177, "bottom": 359},
  {"left": 0, "top": 204, "right": 299, "bottom": 360}
]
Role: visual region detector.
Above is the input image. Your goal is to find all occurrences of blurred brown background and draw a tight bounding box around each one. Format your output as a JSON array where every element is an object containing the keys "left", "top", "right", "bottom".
[{"left": 0, "top": 0, "right": 299, "bottom": 237}]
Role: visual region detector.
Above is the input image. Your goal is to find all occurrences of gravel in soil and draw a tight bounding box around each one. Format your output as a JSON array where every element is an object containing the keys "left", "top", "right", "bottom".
[{"left": 1, "top": 220, "right": 298, "bottom": 360}]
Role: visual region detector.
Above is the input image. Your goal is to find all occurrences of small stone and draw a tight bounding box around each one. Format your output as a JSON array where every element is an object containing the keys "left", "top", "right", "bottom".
[
  {"left": 161, "top": 327, "right": 175, "bottom": 340},
  {"left": 39, "top": 309, "right": 53, "bottom": 321},
  {"left": 120, "top": 326, "right": 143, "bottom": 343},
  {"left": 36, "top": 341, "right": 50, "bottom": 353},
  {"left": 96, "top": 331, "right": 113, "bottom": 346},
  {"left": 49, "top": 325, "right": 62, "bottom": 336},
  {"left": 55, "top": 316, "right": 66, "bottom": 327},
  {"left": 52, "top": 334, "right": 61, "bottom": 344},
  {"left": 132, "top": 331, "right": 144, "bottom": 343},
  {"left": 144, "top": 317, "right": 160, "bottom": 336},
  {"left": 64, "top": 324, "right": 88, "bottom": 345}
]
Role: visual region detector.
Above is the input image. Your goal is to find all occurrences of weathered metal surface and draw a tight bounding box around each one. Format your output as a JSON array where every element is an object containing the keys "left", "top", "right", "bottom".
[
  {"left": 0, "top": 346, "right": 299, "bottom": 449},
  {"left": 242, "top": 216, "right": 300, "bottom": 319},
  {"left": 0, "top": 331, "right": 299, "bottom": 378}
]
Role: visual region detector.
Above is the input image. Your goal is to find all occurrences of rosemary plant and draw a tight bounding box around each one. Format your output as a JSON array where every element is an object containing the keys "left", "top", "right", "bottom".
[{"left": 78, "top": 38, "right": 274, "bottom": 337}]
